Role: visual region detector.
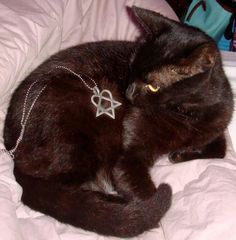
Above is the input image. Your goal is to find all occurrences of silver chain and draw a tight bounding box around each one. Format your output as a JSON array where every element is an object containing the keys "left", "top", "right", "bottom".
[
  {"left": 1, "top": 66, "right": 101, "bottom": 159},
  {"left": 1, "top": 81, "right": 47, "bottom": 159},
  {"left": 55, "top": 65, "right": 99, "bottom": 94}
]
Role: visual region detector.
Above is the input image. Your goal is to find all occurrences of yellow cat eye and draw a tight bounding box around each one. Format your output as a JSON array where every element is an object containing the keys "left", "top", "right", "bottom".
[{"left": 146, "top": 84, "right": 160, "bottom": 93}]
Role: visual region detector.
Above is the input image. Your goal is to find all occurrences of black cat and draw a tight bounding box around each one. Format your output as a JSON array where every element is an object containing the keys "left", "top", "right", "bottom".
[{"left": 3, "top": 7, "right": 233, "bottom": 238}]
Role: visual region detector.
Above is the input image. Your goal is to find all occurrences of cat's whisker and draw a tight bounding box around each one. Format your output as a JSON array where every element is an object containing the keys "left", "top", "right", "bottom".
[{"left": 162, "top": 108, "right": 204, "bottom": 133}]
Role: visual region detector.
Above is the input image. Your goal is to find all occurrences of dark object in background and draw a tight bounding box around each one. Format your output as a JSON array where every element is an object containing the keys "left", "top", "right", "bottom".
[
  {"left": 166, "top": 0, "right": 193, "bottom": 18},
  {"left": 167, "top": 0, "right": 236, "bottom": 19},
  {"left": 217, "top": 1, "right": 236, "bottom": 51},
  {"left": 217, "top": 0, "right": 236, "bottom": 10}
]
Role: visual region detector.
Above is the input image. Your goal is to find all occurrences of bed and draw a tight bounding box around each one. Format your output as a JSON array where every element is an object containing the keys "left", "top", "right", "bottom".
[{"left": 0, "top": 1, "right": 236, "bottom": 239}]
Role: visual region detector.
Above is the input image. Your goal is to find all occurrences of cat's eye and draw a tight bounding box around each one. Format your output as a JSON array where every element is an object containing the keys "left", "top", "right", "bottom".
[{"left": 146, "top": 84, "right": 160, "bottom": 93}]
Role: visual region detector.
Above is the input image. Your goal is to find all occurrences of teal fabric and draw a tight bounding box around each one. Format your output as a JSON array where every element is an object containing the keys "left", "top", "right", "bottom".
[{"left": 183, "top": 0, "right": 232, "bottom": 41}]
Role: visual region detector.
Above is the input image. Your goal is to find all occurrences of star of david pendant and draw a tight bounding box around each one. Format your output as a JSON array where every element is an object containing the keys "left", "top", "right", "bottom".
[{"left": 91, "top": 87, "right": 122, "bottom": 119}]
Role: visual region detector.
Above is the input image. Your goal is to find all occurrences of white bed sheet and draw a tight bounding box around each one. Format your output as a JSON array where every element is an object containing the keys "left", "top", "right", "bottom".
[{"left": 0, "top": 1, "right": 236, "bottom": 240}]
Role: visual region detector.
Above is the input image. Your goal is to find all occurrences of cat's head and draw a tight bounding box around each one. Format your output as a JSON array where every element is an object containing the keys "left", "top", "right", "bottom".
[{"left": 127, "top": 7, "right": 220, "bottom": 109}]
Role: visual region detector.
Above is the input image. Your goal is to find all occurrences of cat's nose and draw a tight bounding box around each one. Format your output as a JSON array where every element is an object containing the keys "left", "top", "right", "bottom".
[{"left": 126, "top": 83, "right": 136, "bottom": 101}]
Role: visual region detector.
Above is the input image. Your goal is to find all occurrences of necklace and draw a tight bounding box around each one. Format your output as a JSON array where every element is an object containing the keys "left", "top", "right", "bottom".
[
  {"left": 55, "top": 66, "right": 122, "bottom": 119},
  {"left": 0, "top": 66, "right": 121, "bottom": 159},
  {"left": 1, "top": 80, "right": 47, "bottom": 159}
]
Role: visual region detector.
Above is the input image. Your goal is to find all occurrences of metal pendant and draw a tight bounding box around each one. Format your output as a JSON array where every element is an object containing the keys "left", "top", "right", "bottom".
[{"left": 91, "top": 87, "right": 122, "bottom": 119}]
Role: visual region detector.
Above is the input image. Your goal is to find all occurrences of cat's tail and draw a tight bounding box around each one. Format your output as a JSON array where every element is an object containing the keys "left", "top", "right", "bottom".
[{"left": 15, "top": 169, "right": 171, "bottom": 238}]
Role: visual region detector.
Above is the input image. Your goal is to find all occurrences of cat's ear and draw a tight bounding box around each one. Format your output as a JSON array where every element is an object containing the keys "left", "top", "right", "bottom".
[
  {"left": 174, "top": 43, "right": 217, "bottom": 76},
  {"left": 131, "top": 6, "right": 173, "bottom": 37},
  {"left": 148, "top": 43, "right": 218, "bottom": 87}
]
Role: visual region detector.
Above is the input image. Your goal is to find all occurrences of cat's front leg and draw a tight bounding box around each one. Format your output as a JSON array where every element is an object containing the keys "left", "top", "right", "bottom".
[
  {"left": 113, "top": 152, "right": 156, "bottom": 201},
  {"left": 169, "top": 135, "right": 226, "bottom": 163}
]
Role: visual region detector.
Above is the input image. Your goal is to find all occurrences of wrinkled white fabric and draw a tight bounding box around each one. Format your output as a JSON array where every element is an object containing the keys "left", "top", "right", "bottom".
[
  {"left": 152, "top": 145, "right": 236, "bottom": 240},
  {"left": 0, "top": 1, "right": 236, "bottom": 240}
]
